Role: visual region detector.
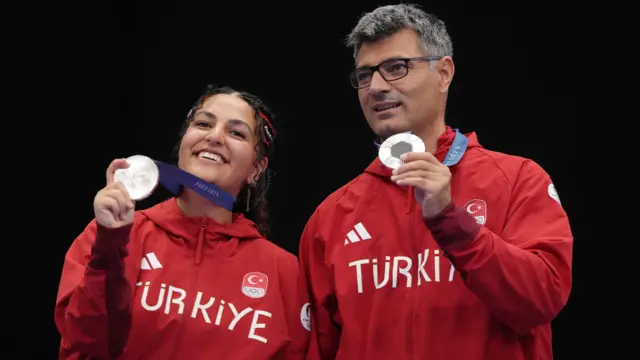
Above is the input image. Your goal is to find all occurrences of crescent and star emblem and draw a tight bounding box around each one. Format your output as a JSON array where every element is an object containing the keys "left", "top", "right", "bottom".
[{"left": 466, "top": 203, "right": 482, "bottom": 214}]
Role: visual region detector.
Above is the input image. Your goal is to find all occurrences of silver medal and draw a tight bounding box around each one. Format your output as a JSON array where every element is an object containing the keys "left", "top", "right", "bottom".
[
  {"left": 378, "top": 133, "right": 425, "bottom": 170},
  {"left": 113, "top": 155, "right": 160, "bottom": 201}
]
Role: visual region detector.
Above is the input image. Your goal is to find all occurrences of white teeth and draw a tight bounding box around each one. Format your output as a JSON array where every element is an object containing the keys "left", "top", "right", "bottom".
[{"left": 199, "top": 151, "right": 222, "bottom": 162}]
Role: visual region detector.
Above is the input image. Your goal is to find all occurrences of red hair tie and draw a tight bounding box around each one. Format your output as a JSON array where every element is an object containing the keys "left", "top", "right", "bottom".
[
  {"left": 259, "top": 112, "right": 273, "bottom": 129},
  {"left": 259, "top": 112, "right": 274, "bottom": 148}
]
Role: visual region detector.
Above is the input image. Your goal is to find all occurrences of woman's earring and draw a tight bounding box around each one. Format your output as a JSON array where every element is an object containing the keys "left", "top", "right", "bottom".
[
  {"left": 246, "top": 181, "right": 256, "bottom": 212},
  {"left": 246, "top": 188, "right": 251, "bottom": 212}
]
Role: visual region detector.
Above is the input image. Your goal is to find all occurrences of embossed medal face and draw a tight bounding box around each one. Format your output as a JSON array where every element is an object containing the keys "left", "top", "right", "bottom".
[
  {"left": 113, "top": 155, "right": 160, "bottom": 201},
  {"left": 378, "top": 133, "right": 425, "bottom": 170}
]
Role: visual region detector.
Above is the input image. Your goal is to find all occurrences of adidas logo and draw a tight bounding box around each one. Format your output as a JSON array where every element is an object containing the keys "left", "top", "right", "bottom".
[
  {"left": 140, "top": 252, "right": 163, "bottom": 270},
  {"left": 344, "top": 222, "right": 371, "bottom": 245}
]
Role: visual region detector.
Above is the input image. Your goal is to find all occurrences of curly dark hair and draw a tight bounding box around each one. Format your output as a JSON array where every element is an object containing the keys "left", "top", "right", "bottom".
[{"left": 172, "top": 84, "right": 277, "bottom": 237}]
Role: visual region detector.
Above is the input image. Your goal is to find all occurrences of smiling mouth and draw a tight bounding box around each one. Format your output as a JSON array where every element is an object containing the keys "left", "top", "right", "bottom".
[
  {"left": 197, "top": 151, "right": 226, "bottom": 164},
  {"left": 374, "top": 103, "right": 401, "bottom": 112}
]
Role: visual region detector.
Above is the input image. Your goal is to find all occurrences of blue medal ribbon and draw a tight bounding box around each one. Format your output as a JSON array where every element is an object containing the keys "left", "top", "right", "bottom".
[
  {"left": 154, "top": 161, "right": 236, "bottom": 211},
  {"left": 441, "top": 129, "right": 468, "bottom": 166},
  {"left": 375, "top": 129, "right": 469, "bottom": 166}
]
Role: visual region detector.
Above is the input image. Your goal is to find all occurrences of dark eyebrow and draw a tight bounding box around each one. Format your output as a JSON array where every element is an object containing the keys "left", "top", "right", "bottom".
[
  {"left": 228, "top": 119, "right": 254, "bottom": 133},
  {"left": 194, "top": 110, "right": 254, "bottom": 132},
  {"left": 356, "top": 57, "right": 404, "bottom": 70}
]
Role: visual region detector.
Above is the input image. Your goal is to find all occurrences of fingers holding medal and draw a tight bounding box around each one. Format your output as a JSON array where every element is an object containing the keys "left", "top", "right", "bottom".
[
  {"left": 94, "top": 158, "right": 136, "bottom": 228},
  {"left": 380, "top": 134, "right": 452, "bottom": 218},
  {"left": 95, "top": 155, "right": 159, "bottom": 228}
]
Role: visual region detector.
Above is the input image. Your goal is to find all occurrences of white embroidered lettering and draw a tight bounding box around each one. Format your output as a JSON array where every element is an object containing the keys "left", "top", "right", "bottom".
[
  {"left": 248, "top": 310, "right": 272, "bottom": 344},
  {"left": 349, "top": 248, "right": 457, "bottom": 294},
  {"left": 135, "top": 283, "right": 273, "bottom": 344}
]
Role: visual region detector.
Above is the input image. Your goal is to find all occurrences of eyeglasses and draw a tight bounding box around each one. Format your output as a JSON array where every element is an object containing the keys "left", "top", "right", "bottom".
[{"left": 349, "top": 56, "right": 443, "bottom": 89}]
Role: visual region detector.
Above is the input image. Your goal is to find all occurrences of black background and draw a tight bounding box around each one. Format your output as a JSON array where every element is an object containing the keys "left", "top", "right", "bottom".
[{"left": 24, "top": 1, "right": 626, "bottom": 358}]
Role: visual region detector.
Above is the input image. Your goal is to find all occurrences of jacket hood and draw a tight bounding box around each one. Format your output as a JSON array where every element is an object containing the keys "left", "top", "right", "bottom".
[
  {"left": 139, "top": 197, "right": 263, "bottom": 244},
  {"left": 365, "top": 126, "right": 481, "bottom": 178}
]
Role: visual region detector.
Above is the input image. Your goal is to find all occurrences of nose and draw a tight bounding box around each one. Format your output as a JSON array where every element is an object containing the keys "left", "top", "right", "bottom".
[
  {"left": 204, "top": 124, "right": 225, "bottom": 145},
  {"left": 368, "top": 70, "right": 391, "bottom": 93}
]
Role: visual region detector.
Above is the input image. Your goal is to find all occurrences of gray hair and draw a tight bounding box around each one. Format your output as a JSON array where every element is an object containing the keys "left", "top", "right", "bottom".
[{"left": 346, "top": 4, "right": 453, "bottom": 60}]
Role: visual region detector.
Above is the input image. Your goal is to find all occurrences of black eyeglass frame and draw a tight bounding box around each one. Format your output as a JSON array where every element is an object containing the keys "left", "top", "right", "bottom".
[{"left": 349, "top": 56, "right": 443, "bottom": 89}]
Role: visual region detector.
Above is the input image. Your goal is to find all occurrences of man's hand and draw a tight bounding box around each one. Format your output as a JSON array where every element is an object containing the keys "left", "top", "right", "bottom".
[{"left": 390, "top": 152, "right": 452, "bottom": 219}]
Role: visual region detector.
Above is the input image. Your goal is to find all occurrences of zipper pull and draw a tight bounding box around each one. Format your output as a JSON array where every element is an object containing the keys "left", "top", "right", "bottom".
[{"left": 196, "top": 218, "right": 206, "bottom": 265}]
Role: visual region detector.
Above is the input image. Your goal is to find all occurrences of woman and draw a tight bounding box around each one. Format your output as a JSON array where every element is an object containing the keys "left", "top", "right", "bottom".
[{"left": 54, "top": 85, "right": 310, "bottom": 360}]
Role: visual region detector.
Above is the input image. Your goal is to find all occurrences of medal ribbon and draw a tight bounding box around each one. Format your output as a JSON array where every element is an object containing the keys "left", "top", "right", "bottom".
[
  {"left": 154, "top": 161, "right": 236, "bottom": 211},
  {"left": 375, "top": 129, "right": 469, "bottom": 166}
]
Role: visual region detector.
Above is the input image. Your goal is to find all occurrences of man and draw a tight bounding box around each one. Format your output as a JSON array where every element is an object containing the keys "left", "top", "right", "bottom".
[{"left": 299, "top": 4, "right": 573, "bottom": 360}]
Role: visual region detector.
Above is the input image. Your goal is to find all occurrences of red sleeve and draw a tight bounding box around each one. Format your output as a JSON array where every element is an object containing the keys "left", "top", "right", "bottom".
[
  {"left": 298, "top": 212, "right": 341, "bottom": 360},
  {"left": 277, "top": 252, "right": 311, "bottom": 360},
  {"left": 54, "top": 219, "right": 134, "bottom": 360},
  {"left": 424, "top": 160, "right": 573, "bottom": 335}
]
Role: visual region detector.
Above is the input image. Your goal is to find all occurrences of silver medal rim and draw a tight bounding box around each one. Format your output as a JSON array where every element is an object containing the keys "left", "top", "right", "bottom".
[
  {"left": 378, "top": 133, "right": 426, "bottom": 170},
  {"left": 113, "top": 155, "right": 160, "bottom": 201}
]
